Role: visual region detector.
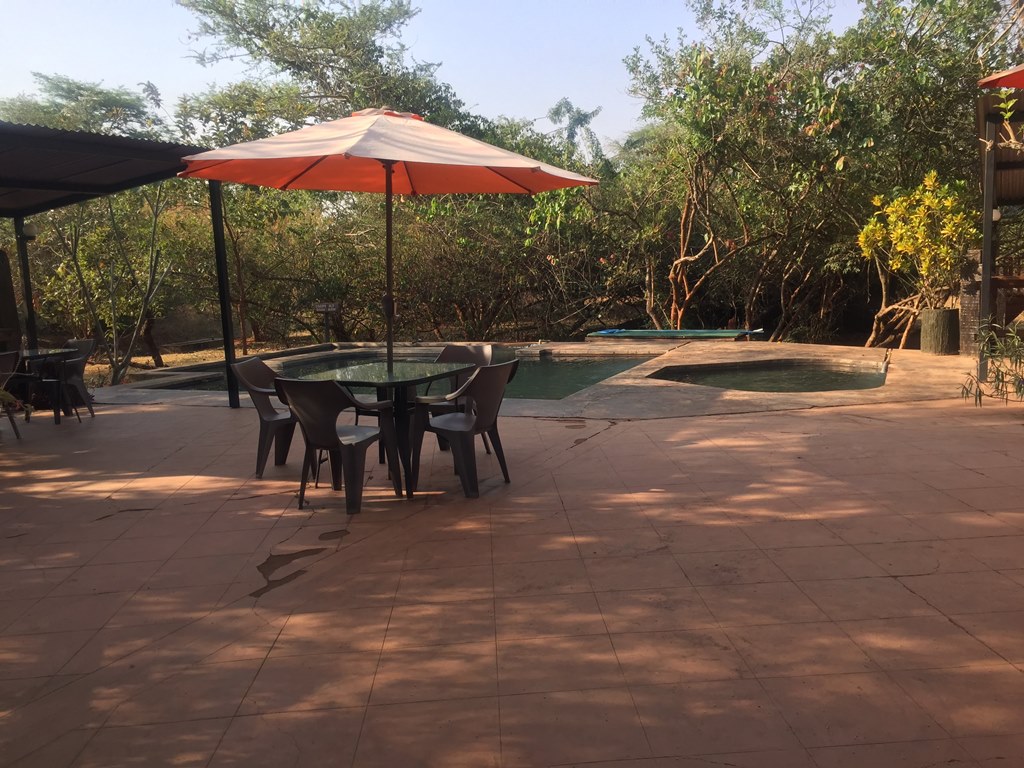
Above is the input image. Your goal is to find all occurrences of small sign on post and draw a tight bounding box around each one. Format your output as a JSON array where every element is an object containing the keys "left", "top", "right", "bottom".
[{"left": 313, "top": 302, "right": 339, "bottom": 342}]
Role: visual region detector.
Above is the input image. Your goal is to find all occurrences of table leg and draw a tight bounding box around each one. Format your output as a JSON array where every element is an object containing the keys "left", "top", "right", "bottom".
[
  {"left": 34, "top": 361, "right": 63, "bottom": 424},
  {"left": 49, "top": 358, "right": 75, "bottom": 424},
  {"left": 391, "top": 384, "right": 416, "bottom": 498}
]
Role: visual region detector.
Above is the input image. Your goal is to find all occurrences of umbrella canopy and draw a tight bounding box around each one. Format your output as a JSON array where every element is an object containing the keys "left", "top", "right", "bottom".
[
  {"left": 979, "top": 64, "right": 1024, "bottom": 89},
  {"left": 180, "top": 109, "right": 598, "bottom": 368}
]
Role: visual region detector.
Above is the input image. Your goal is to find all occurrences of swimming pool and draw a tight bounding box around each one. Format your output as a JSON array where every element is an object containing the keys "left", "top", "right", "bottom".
[
  {"left": 153, "top": 353, "right": 655, "bottom": 400},
  {"left": 649, "top": 358, "right": 887, "bottom": 392}
]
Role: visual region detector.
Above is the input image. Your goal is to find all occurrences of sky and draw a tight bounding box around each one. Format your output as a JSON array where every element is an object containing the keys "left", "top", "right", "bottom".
[{"left": 0, "top": 0, "right": 860, "bottom": 147}]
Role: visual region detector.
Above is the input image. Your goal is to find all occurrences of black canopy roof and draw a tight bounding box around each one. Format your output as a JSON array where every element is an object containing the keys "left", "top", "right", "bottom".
[
  {"left": 0, "top": 120, "right": 206, "bottom": 218},
  {"left": 0, "top": 121, "right": 238, "bottom": 406}
]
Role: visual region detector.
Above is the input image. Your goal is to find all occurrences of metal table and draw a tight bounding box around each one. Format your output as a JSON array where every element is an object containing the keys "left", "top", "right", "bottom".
[{"left": 299, "top": 360, "right": 476, "bottom": 498}]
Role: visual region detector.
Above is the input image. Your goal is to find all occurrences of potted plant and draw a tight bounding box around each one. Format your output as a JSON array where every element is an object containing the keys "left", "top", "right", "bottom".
[{"left": 859, "top": 171, "right": 978, "bottom": 353}]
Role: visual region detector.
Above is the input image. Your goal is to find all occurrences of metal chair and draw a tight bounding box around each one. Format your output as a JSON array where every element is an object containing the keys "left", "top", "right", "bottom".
[
  {"left": 410, "top": 360, "right": 516, "bottom": 498},
  {"left": 231, "top": 356, "right": 296, "bottom": 478},
  {"left": 275, "top": 377, "right": 402, "bottom": 512}
]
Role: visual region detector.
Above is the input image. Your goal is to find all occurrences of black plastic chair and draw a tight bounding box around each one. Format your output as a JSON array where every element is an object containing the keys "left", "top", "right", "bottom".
[
  {"left": 410, "top": 360, "right": 516, "bottom": 498},
  {"left": 425, "top": 344, "right": 494, "bottom": 453},
  {"left": 275, "top": 377, "right": 402, "bottom": 512},
  {"left": 63, "top": 338, "right": 97, "bottom": 358},
  {"left": 427, "top": 344, "right": 494, "bottom": 394},
  {"left": 62, "top": 352, "right": 94, "bottom": 419},
  {"left": 231, "top": 357, "right": 296, "bottom": 478},
  {"left": 65, "top": 339, "right": 98, "bottom": 416}
]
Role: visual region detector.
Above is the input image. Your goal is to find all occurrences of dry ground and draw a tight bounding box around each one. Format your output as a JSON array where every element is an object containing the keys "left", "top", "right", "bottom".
[{"left": 84, "top": 343, "right": 287, "bottom": 388}]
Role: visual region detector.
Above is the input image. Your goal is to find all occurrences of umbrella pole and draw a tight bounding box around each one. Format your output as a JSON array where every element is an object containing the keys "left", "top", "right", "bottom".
[{"left": 383, "top": 160, "right": 395, "bottom": 373}]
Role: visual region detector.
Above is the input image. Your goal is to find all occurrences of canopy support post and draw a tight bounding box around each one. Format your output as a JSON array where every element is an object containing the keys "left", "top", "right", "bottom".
[
  {"left": 383, "top": 160, "right": 396, "bottom": 373},
  {"left": 13, "top": 217, "right": 38, "bottom": 350},
  {"left": 209, "top": 180, "right": 239, "bottom": 408},
  {"left": 980, "top": 110, "right": 998, "bottom": 381}
]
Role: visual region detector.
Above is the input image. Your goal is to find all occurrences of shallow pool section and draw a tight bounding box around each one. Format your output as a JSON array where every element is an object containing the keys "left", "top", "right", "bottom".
[
  {"left": 155, "top": 353, "right": 655, "bottom": 400},
  {"left": 649, "top": 358, "right": 886, "bottom": 393}
]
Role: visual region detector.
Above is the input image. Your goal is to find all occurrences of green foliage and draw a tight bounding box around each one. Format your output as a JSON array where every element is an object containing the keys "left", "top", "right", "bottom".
[
  {"left": 859, "top": 171, "right": 978, "bottom": 309},
  {"left": 178, "top": 0, "right": 477, "bottom": 128},
  {"left": 12, "top": 0, "right": 1022, "bottom": 357},
  {"left": 624, "top": 1, "right": 861, "bottom": 336},
  {"left": 0, "top": 73, "right": 170, "bottom": 138},
  {"left": 621, "top": 0, "right": 1019, "bottom": 340},
  {"left": 963, "top": 324, "right": 1024, "bottom": 404},
  {"left": 176, "top": 81, "right": 313, "bottom": 145},
  {"left": 24, "top": 183, "right": 186, "bottom": 383}
]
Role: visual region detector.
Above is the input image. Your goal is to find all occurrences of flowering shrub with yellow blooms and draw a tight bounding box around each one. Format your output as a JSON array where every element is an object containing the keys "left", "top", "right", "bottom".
[{"left": 858, "top": 171, "right": 978, "bottom": 309}]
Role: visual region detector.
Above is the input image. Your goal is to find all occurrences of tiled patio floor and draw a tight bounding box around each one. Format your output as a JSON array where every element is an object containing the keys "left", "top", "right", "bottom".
[{"left": 3, "top": 349, "right": 1024, "bottom": 766}]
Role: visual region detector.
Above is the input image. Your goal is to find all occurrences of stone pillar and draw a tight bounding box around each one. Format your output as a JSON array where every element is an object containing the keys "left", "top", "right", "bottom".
[{"left": 960, "top": 249, "right": 982, "bottom": 356}]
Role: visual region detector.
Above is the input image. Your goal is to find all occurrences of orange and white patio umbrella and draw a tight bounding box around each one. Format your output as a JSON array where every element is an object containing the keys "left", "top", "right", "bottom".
[
  {"left": 979, "top": 63, "right": 1024, "bottom": 89},
  {"left": 180, "top": 109, "right": 598, "bottom": 368}
]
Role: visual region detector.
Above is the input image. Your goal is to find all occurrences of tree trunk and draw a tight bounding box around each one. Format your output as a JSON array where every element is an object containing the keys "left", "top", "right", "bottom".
[
  {"left": 920, "top": 308, "right": 960, "bottom": 355},
  {"left": 141, "top": 314, "right": 164, "bottom": 368}
]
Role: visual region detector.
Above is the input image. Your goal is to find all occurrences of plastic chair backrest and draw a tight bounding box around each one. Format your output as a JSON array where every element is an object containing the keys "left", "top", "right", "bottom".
[
  {"left": 64, "top": 339, "right": 97, "bottom": 359},
  {"left": 275, "top": 378, "right": 364, "bottom": 450},
  {"left": 434, "top": 344, "right": 493, "bottom": 391},
  {"left": 435, "top": 344, "right": 493, "bottom": 366},
  {"left": 232, "top": 357, "right": 283, "bottom": 420},
  {"left": 63, "top": 356, "right": 88, "bottom": 381},
  {"left": 460, "top": 360, "right": 516, "bottom": 432}
]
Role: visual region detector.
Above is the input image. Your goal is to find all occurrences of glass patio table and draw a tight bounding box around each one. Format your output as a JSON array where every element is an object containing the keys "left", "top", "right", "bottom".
[{"left": 298, "top": 360, "right": 476, "bottom": 498}]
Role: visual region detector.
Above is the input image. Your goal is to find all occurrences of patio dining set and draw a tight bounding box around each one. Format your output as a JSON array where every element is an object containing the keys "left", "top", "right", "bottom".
[
  {"left": 231, "top": 343, "right": 517, "bottom": 513},
  {"left": 0, "top": 338, "right": 96, "bottom": 438}
]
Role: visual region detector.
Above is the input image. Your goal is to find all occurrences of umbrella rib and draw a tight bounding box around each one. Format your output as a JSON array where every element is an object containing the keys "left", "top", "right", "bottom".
[
  {"left": 485, "top": 167, "right": 534, "bottom": 194},
  {"left": 182, "top": 158, "right": 235, "bottom": 175},
  {"left": 280, "top": 156, "right": 329, "bottom": 190}
]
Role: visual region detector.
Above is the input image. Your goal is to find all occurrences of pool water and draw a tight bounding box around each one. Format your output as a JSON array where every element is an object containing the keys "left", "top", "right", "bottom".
[
  {"left": 159, "top": 354, "right": 654, "bottom": 400},
  {"left": 503, "top": 356, "right": 654, "bottom": 399},
  {"left": 649, "top": 359, "right": 886, "bottom": 393}
]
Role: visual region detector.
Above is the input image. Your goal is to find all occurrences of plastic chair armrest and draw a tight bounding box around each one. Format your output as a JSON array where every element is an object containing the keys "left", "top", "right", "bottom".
[
  {"left": 354, "top": 398, "right": 394, "bottom": 413},
  {"left": 413, "top": 393, "right": 453, "bottom": 406}
]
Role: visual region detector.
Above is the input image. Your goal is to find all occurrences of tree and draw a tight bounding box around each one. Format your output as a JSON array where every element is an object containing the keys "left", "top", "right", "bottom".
[
  {"left": 622, "top": 0, "right": 1022, "bottom": 342},
  {"left": 836, "top": 0, "right": 1019, "bottom": 345},
  {"left": 859, "top": 171, "right": 978, "bottom": 346},
  {"left": 835, "top": 0, "right": 1021, "bottom": 191},
  {"left": 176, "top": 80, "right": 313, "bottom": 146},
  {"left": 625, "top": 1, "right": 859, "bottom": 338},
  {"left": 172, "top": 0, "right": 518, "bottom": 347},
  {"left": 178, "top": 0, "right": 478, "bottom": 129},
  {"left": 39, "top": 184, "right": 183, "bottom": 383},
  {"left": 0, "top": 73, "right": 170, "bottom": 139},
  {"left": 0, "top": 77, "right": 198, "bottom": 381}
]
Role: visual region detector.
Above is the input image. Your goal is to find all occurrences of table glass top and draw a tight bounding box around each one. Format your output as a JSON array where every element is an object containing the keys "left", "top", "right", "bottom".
[
  {"left": 21, "top": 348, "right": 75, "bottom": 359},
  {"left": 300, "top": 360, "right": 475, "bottom": 387}
]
